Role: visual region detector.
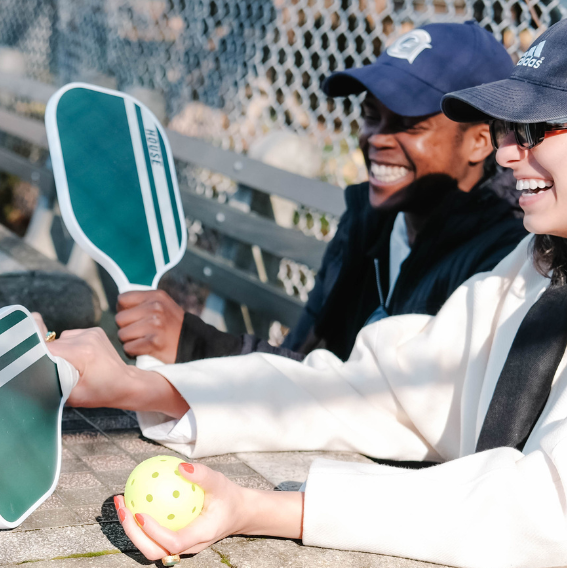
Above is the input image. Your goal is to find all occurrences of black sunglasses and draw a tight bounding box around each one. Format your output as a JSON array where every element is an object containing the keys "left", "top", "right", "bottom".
[{"left": 490, "top": 119, "right": 567, "bottom": 150}]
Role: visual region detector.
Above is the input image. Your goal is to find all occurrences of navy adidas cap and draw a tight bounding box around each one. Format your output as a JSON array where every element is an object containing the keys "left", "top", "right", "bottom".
[
  {"left": 443, "top": 20, "right": 567, "bottom": 123},
  {"left": 323, "top": 21, "right": 513, "bottom": 117}
]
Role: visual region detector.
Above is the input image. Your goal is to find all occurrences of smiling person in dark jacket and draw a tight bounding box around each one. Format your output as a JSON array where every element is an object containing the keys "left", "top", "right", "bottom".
[{"left": 115, "top": 21, "right": 527, "bottom": 364}]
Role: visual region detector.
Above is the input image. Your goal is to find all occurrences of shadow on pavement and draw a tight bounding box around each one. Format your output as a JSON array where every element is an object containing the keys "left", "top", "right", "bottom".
[{"left": 96, "top": 496, "right": 157, "bottom": 566}]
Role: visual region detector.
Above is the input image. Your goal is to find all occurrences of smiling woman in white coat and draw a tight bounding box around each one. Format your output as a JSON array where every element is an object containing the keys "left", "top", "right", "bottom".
[{"left": 48, "top": 19, "right": 567, "bottom": 568}]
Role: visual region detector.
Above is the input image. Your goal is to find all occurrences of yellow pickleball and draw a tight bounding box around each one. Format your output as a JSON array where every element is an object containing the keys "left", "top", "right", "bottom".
[{"left": 124, "top": 456, "right": 204, "bottom": 531}]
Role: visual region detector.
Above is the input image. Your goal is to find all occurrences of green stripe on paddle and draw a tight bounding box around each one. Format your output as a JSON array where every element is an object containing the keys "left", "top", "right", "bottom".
[
  {"left": 135, "top": 105, "right": 170, "bottom": 265},
  {"left": 0, "top": 310, "right": 26, "bottom": 335},
  {"left": 158, "top": 130, "right": 182, "bottom": 246},
  {"left": 0, "top": 334, "right": 40, "bottom": 373}
]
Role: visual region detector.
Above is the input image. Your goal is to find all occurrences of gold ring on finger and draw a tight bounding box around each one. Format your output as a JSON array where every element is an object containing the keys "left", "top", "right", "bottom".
[
  {"left": 162, "top": 555, "right": 181, "bottom": 566},
  {"left": 45, "top": 331, "right": 56, "bottom": 343}
]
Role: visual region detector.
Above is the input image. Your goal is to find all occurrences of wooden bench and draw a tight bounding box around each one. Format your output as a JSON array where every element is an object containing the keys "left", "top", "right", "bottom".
[{"left": 0, "top": 72, "right": 345, "bottom": 338}]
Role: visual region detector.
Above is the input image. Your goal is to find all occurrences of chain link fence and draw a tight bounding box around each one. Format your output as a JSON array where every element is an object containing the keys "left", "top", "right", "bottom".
[
  {"left": 0, "top": 0, "right": 565, "bottom": 336},
  {"left": 2, "top": 0, "right": 565, "bottom": 183}
]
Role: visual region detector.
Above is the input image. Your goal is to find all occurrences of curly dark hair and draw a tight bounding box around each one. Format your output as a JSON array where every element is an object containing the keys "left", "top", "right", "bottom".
[{"left": 531, "top": 234, "right": 567, "bottom": 286}]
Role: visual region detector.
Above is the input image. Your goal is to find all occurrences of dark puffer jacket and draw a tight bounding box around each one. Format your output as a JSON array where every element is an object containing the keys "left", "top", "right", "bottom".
[{"left": 175, "top": 169, "right": 527, "bottom": 363}]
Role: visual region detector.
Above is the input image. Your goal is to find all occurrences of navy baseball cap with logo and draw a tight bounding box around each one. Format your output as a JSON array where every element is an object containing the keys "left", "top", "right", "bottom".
[
  {"left": 322, "top": 21, "right": 514, "bottom": 117},
  {"left": 443, "top": 20, "right": 567, "bottom": 123}
]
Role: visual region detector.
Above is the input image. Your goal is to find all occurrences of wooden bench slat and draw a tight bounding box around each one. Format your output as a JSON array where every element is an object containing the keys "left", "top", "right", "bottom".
[
  {"left": 0, "top": 108, "right": 49, "bottom": 148},
  {"left": 167, "top": 129, "right": 345, "bottom": 216},
  {"left": 0, "top": 73, "right": 56, "bottom": 104},
  {"left": 181, "top": 191, "right": 327, "bottom": 268},
  {"left": 0, "top": 146, "right": 54, "bottom": 195},
  {"left": 176, "top": 245, "right": 304, "bottom": 327}
]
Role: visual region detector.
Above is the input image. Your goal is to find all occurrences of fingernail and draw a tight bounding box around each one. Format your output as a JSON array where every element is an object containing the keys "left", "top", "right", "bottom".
[
  {"left": 135, "top": 513, "right": 145, "bottom": 526},
  {"left": 118, "top": 509, "right": 126, "bottom": 522},
  {"left": 113, "top": 496, "right": 120, "bottom": 510},
  {"left": 179, "top": 462, "right": 194, "bottom": 474}
]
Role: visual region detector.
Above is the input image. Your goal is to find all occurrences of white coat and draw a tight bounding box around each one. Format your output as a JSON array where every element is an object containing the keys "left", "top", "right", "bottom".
[{"left": 137, "top": 235, "right": 567, "bottom": 568}]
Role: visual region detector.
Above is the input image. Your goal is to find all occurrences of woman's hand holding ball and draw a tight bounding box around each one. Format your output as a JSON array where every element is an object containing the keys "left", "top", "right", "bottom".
[
  {"left": 123, "top": 456, "right": 204, "bottom": 531},
  {"left": 114, "top": 460, "right": 258, "bottom": 559}
]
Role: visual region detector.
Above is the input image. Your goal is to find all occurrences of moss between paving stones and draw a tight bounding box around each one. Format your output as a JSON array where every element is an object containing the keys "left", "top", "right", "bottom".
[
  {"left": 18, "top": 551, "right": 119, "bottom": 564},
  {"left": 212, "top": 548, "right": 235, "bottom": 568}
]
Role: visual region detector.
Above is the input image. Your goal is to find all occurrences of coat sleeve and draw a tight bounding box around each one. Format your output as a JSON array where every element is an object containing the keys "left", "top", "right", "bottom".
[
  {"left": 281, "top": 202, "right": 350, "bottom": 351},
  {"left": 174, "top": 313, "right": 306, "bottom": 363},
  {"left": 136, "top": 272, "right": 498, "bottom": 460},
  {"left": 138, "top": 313, "right": 439, "bottom": 461},
  {"left": 175, "top": 312, "right": 243, "bottom": 363},
  {"left": 137, "top": 237, "right": 532, "bottom": 462},
  {"left": 303, "top": 426, "right": 567, "bottom": 568}
]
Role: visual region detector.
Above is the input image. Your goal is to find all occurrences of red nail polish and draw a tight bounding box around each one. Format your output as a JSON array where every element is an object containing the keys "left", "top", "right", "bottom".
[
  {"left": 179, "top": 462, "right": 194, "bottom": 474},
  {"left": 118, "top": 509, "right": 126, "bottom": 522},
  {"left": 135, "top": 513, "right": 145, "bottom": 526},
  {"left": 113, "top": 496, "right": 120, "bottom": 509}
]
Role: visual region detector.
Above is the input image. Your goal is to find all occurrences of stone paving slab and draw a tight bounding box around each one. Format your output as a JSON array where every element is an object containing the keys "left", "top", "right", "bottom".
[
  {"left": 0, "top": 524, "right": 133, "bottom": 565},
  {"left": 236, "top": 451, "right": 373, "bottom": 489},
  {"left": 211, "top": 537, "right": 449, "bottom": 568},
  {"left": 0, "top": 537, "right": 450, "bottom": 568},
  {"left": 3, "top": 553, "right": 154, "bottom": 568},
  {"left": 2, "top": 549, "right": 221, "bottom": 567},
  {"left": 0, "top": 407, "right": 449, "bottom": 567}
]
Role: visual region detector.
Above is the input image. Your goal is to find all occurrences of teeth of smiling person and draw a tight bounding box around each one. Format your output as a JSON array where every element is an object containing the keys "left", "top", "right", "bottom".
[
  {"left": 371, "top": 163, "right": 409, "bottom": 183},
  {"left": 516, "top": 179, "right": 554, "bottom": 191}
]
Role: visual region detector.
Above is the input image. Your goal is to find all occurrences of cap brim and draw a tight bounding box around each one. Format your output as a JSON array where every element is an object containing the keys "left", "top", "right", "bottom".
[
  {"left": 442, "top": 77, "right": 567, "bottom": 123},
  {"left": 323, "top": 63, "right": 445, "bottom": 117}
]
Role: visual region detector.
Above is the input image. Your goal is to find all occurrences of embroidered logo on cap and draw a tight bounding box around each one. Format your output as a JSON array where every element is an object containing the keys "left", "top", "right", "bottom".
[
  {"left": 386, "top": 30, "right": 432, "bottom": 64},
  {"left": 517, "top": 40, "right": 546, "bottom": 69}
]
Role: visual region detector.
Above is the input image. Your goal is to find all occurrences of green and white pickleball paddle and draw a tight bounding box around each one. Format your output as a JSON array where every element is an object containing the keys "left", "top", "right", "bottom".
[
  {"left": 0, "top": 306, "right": 78, "bottom": 529},
  {"left": 45, "top": 83, "right": 187, "bottom": 292}
]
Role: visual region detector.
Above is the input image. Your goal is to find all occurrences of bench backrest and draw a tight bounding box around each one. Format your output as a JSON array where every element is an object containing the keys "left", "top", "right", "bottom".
[{"left": 0, "top": 73, "right": 345, "bottom": 333}]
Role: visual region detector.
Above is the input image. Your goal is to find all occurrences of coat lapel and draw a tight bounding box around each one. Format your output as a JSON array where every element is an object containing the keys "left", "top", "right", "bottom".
[{"left": 473, "top": 254, "right": 549, "bottom": 448}]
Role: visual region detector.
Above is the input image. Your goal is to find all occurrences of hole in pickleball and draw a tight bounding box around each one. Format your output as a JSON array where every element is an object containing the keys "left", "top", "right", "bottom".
[
  {"left": 173, "top": 490, "right": 180, "bottom": 498},
  {"left": 174, "top": 470, "right": 180, "bottom": 476},
  {"left": 152, "top": 472, "right": 159, "bottom": 478},
  {"left": 131, "top": 479, "right": 135, "bottom": 485},
  {"left": 160, "top": 459, "right": 166, "bottom": 462},
  {"left": 168, "top": 514, "right": 175, "bottom": 520},
  {"left": 192, "top": 506, "right": 196, "bottom": 513},
  {"left": 146, "top": 494, "right": 153, "bottom": 502},
  {"left": 192, "top": 484, "right": 195, "bottom": 491},
  {"left": 131, "top": 501, "right": 135, "bottom": 507}
]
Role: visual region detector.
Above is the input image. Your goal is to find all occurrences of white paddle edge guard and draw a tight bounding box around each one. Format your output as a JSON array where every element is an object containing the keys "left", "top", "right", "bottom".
[
  {"left": 45, "top": 82, "right": 188, "bottom": 293},
  {"left": 0, "top": 305, "right": 79, "bottom": 529}
]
